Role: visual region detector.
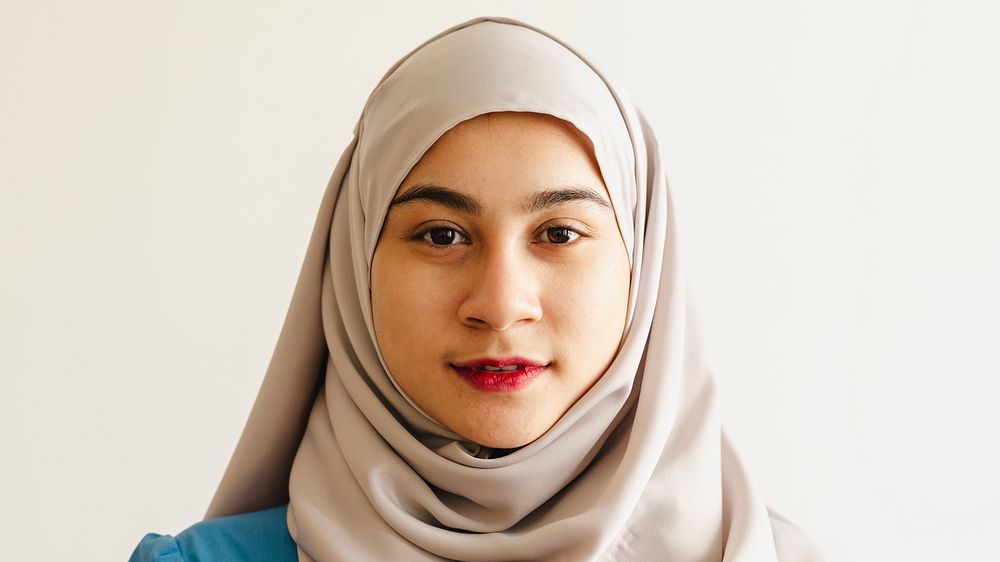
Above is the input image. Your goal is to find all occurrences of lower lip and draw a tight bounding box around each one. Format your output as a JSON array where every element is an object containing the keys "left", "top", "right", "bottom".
[{"left": 451, "top": 365, "right": 546, "bottom": 392}]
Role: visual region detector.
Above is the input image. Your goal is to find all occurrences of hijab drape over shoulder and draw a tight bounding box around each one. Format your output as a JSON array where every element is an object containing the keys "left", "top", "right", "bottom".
[{"left": 204, "top": 15, "right": 825, "bottom": 562}]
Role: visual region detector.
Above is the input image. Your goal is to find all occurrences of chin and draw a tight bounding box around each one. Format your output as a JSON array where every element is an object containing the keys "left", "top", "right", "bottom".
[{"left": 465, "top": 426, "right": 545, "bottom": 450}]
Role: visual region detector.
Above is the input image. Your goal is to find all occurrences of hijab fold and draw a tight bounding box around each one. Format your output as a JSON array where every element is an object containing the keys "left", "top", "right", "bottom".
[{"left": 204, "top": 16, "right": 825, "bottom": 562}]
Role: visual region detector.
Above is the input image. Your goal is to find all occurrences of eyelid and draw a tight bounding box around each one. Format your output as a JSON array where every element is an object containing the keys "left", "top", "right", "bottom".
[
  {"left": 532, "top": 222, "right": 587, "bottom": 245},
  {"left": 408, "top": 222, "right": 471, "bottom": 247},
  {"left": 407, "top": 220, "right": 591, "bottom": 248}
]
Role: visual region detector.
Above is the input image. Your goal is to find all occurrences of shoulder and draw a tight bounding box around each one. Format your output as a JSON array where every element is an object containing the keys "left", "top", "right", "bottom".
[
  {"left": 128, "top": 504, "right": 297, "bottom": 562},
  {"left": 767, "top": 507, "right": 830, "bottom": 562}
]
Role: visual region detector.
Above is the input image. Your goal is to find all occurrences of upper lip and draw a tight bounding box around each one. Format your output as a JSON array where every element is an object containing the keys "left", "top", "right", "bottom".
[{"left": 451, "top": 357, "right": 547, "bottom": 369}]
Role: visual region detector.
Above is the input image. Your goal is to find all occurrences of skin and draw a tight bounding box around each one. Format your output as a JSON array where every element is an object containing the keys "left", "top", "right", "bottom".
[{"left": 371, "top": 111, "right": 631, "bottom": 449}]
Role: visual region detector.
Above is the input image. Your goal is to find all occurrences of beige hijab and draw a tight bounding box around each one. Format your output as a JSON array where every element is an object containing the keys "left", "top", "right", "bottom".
[{"left": 204, "top": 16, "right": 825, "bottom": 561}]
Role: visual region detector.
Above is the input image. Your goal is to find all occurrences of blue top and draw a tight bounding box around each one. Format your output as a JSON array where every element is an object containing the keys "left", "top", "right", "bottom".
[{"left": 128, "top": 503, "right": 298, "bottom": 562}]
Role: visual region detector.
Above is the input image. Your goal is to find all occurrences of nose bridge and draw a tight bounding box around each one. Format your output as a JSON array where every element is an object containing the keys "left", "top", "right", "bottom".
[{"left": 460, "top": 235, "right": 542, "bottom": 330}]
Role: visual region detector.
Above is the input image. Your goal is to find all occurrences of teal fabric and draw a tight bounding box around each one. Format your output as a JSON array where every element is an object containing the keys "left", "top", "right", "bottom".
[{"left": 128, "top": 504, "right": 297, "bottom": 562}]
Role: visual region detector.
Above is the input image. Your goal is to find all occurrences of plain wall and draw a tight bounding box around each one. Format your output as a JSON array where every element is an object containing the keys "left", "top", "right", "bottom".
[{"left": 2, "top": 1, "right": 997, "bottom": 560}]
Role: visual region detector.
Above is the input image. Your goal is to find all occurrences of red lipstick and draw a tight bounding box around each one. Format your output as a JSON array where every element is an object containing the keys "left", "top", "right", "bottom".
[{"left": 450, "top": 357, "right": 547, "bottom": 392}]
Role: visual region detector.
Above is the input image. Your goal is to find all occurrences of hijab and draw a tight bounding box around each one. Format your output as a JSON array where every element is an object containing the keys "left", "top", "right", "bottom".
[{"left": 203, "top": 15, "right": 825, "bottom": 561}]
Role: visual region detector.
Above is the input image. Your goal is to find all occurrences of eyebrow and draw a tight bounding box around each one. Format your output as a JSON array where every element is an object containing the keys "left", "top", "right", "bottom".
[{"left": 388, "top": 183, "right": 612, "bottom": 216}]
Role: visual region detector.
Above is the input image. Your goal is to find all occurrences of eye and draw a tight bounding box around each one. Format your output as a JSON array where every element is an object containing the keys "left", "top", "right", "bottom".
[
  {"left": 539, "top": 225, "right": 582, "bottom": 245},
  {"left": 417, "top": 227, "right": 469, "bottom": 246}
]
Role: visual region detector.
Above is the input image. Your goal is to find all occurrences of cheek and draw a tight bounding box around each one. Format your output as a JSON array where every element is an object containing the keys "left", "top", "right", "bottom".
[
  {"left": 372, "top": 256, "right": 460, "bottom": 357},
  {"left": 544, "top": 247, "right": 630, "bottom": 359},
  {"left": 550, "top": 249, "right": 628, "bottom": 317}
]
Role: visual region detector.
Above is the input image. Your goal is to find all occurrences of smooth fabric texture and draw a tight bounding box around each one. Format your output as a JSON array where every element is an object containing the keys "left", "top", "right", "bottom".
[
  {"left": 129, "top": 504, "right": 296, "bottom": 562},
  {"left": 202, "top": 15, "right": 826, "bottom": 562}
]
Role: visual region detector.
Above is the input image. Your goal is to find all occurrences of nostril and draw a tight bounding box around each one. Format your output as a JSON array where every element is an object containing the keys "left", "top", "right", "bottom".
[{"left": 458, "top": 277, "right": 544, "bottom": 330}]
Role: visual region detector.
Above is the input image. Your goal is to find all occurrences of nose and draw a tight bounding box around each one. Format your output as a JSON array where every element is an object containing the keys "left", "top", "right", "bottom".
[{"left": 458, "top": 243, "right": 543, "bottom": 331}]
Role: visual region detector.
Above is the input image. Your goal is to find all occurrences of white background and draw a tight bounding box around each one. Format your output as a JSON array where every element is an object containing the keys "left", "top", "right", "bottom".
[{"left": 2, "top": 1, "right": 997, "bottom": 560}]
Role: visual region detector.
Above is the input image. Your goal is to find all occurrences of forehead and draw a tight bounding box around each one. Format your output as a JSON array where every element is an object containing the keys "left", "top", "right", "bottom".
[
  {"left": 437, "top": 111, "right": 595, "bottom": 147},
  {"left": 394, "top": 111, "right": 605, "bottom": 200}
]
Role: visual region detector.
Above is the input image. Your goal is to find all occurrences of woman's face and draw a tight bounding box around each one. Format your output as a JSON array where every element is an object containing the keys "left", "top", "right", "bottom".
[{"left": 371, "top": 111, "right": 631, "bottom": 449}]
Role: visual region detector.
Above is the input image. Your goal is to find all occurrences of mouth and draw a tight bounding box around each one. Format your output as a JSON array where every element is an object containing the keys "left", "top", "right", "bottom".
[{"left": 449, "top": 357, "right": 549, "bottom": 392}]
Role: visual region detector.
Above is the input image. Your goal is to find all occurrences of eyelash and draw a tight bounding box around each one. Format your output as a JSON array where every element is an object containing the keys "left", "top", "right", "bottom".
[{"left": 410, "top": 224, "right": 585, "bottom": 248}]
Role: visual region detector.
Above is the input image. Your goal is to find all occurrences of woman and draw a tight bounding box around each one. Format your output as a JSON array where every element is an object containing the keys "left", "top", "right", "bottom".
[{"left": 129, "top": 15, "right": 826, "bottom": 561}]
